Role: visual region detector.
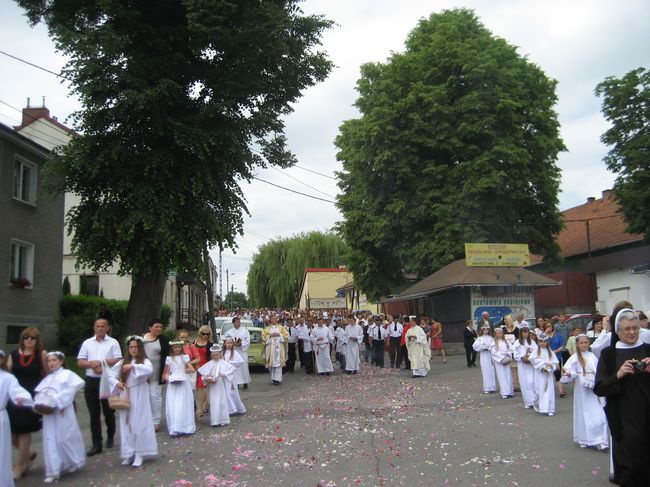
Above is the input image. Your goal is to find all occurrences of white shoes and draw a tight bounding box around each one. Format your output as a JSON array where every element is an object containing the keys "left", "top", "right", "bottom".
[
  {"left": 122, "top": 457, "right": 133, "bottom": 466},
  {"left": 132, "top": 455, "right": 143, "bottom": 467},
  {"left": 44, "top": 476, "right": 59, "bottom": 483},
  {"left": 548, "top": 412, "right": 555, "bottom": 416}
]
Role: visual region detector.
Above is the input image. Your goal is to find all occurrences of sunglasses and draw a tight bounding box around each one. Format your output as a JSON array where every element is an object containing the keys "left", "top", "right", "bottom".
[
  {"left": 23, "top": 336, "right": 37, "bottom": 340},
  {"left": 200, "top": 333, "right": 210, "bottom": 336}
]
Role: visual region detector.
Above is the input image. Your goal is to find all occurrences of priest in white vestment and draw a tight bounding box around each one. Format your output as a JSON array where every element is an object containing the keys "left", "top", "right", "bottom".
[{"left": 406, "top": 324, "right": 431, "bottom": 377}]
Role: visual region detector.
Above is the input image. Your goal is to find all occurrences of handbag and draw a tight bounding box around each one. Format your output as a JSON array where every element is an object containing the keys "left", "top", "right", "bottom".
[
  {"left": 500, "top": 355, "right": 512, "bottom": 365},
  {"left": 99, "top": 359, "right": 111, "bottom": 399},
  {"left": 33, "top": 386, "right": 58, "bottom": 415},
  {"left": 108, "top": 388, "right": 131, "bottom": 410}
]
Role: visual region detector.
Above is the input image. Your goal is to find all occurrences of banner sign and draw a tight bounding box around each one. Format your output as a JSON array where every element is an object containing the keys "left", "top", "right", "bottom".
[{"left": 465, "top": 243, "right": 530, "bottom": 267}]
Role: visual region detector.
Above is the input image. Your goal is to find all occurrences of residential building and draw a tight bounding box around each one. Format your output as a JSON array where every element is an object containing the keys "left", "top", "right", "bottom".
[
  {"left": 298, "top": 267, "right": 352, "bottom": 310},
  {"left": 0, "top": 122, "right": 64, "bottom": 349},
  {"left": 533, "top": 190, "right": 649, "bottom": 316},
  {"left": 16, "top": 101, "right": 216, "bottom": 328}
]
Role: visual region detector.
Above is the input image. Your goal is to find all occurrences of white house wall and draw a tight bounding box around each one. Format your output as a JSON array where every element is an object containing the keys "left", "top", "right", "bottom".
[{"left": 596, "top": 268, "right": 650, "bottom": 315}]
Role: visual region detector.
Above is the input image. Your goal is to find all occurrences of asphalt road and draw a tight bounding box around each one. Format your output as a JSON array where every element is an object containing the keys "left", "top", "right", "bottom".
[{"left": 14, "top": 352, "right": 610, "bottom": 487}]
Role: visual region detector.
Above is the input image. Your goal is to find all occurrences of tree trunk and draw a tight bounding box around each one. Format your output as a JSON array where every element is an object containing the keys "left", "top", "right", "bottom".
[
  {"left": 203, "top": 247, "right": 216, "bottom": 337},
  {"left": 124, "top": 269, "right": 167, "bottom": 336}
]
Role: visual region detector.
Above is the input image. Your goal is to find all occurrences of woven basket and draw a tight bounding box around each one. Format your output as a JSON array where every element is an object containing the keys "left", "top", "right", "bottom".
[{"left": 108, "top": 391, "right": 131, "bottom": 410}]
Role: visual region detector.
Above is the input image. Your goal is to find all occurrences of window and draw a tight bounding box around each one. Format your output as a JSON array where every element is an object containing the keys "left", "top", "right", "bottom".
[
  {"left": 13, "top": 156, "right": 38, "bottom": 204},
  {"left": 79, "top": 274, "right": 100, "bottom": 296},
  {"left": 6, "top": 326, "right": 27, "bottom": 344},
  {"left": 10, "top": 239, "right": 34, "bottom": 288}
]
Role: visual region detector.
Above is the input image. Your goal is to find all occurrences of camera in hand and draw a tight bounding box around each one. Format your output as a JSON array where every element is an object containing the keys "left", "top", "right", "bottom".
[{"left": 632, "top": 359, "right": 647, "bottom": 372}]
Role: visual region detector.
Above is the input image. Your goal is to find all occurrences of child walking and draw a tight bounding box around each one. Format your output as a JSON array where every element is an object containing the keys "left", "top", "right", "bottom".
[
  {"left": 222, "top": 337, "right": 246, "bottom": 415},
  {"left": 198, "top": 344, "right": 236, "bottom": 427},
  {"left": 472, "top": 325, "right": 497, "bottom": 393},
  {"left": 34, "top": 351, "right": 85, "bottom": 483},
  {"left": 163, "top": 340, "right": 196, "bottom": 436},
  {"left": 531, "top": 334, "right": 559, "bottom": 416},
  {"left": 110, "top": 336, "right": 158, "bottom": 467}
]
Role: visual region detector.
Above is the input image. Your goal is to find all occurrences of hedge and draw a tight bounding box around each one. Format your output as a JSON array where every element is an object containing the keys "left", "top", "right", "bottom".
[{"left": 58, "top": 295, "right": 171, "bottom": 355}]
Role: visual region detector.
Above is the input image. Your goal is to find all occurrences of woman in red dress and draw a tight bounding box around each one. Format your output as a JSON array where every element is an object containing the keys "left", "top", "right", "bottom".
[
  {"left": 429, "top": 318, "right": 447, "bottom": 363},
  {"left": 193, "top": 325, "right": 213, "bottom": 416}
]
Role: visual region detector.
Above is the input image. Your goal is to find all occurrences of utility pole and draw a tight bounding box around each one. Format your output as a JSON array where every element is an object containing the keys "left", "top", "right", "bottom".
[{"left": 219, "top": 249, "right": 223, "bottom": 301}]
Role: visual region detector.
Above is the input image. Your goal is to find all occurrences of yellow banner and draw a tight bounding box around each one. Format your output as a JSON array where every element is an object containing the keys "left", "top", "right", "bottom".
[{"left": 465, "top": 243, "right": 530, "bottom": 267}]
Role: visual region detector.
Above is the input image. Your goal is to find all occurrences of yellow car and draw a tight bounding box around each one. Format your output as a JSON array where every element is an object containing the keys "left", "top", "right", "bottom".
[{"left": 220, "top": 321, "right": 265, "bottom": 369}]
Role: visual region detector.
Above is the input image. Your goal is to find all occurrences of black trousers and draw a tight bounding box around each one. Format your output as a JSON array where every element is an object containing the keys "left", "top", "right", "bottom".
[
  {"left": 373, "top": 341, "right": 385, "bottom": 367},
  {"left": 84, "top": 376, "right": 115, "bottom": 448},
  {"left": 304, "top": 351, "right": 315, "bottom": 374},
  {"left": 287, "top": 342, "right": 297, "bottom": 371},
  {"left": 464, "top": 344, "right": 477, "bottom": 365},
  {"left": 389, "top": 337, "right": 401, "bottom": 367},
  {"left": 401, "top": 344, "right": 410, "bottom": 369}
]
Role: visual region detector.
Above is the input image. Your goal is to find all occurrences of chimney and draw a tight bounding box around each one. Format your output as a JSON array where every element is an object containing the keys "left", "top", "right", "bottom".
[
  {"left": 587, "top": 197, "right": 595, "bottom": 204},
  {"left": 21, "top": 97, "right": 50, "bottom": 126},
  {"left": 602, "top": 189, "right": 612, "bottom": 199}
]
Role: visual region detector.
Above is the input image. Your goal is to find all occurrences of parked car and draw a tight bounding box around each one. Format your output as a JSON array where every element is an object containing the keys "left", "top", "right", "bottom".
[
  {"left": 565, "top": 313, "right": 593, "bottom": 331},
  {"left": 219, "top": 320, "right": 264, "bottom": 368}
]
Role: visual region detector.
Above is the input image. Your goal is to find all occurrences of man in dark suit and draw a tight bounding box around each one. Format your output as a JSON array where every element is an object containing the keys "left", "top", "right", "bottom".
[
  {"left": 476, "top": 311, "right": 494, "bottom": 331},
  {"left": 463, "top": 320, "right": 478, "bottom": 367}
]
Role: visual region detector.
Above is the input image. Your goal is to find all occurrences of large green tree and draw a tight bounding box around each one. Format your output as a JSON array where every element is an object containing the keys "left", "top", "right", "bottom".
[
  {"left": 17, "top": 0, "right": 332, "bottom": 333},
  {"left": 247, "top": 231, "right": 348, "bottom": 308},
  {"left": 596, "top": 67, "right": 650, "bottom": 240},
  {"left": 336, "top": 9, "right": 564, "bottom": 299}
]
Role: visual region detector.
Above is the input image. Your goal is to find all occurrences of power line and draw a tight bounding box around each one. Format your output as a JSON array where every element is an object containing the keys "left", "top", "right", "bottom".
[
  {"left": 270, "top": 165, "right": 335, "bottom": 199},
  {"left": 293, "top": 164, "right": 337, "bottom": 180},
  {"left": 0, "top": 49, "right": 70, "bottom": 81},
  {"left": 252, "top": 176, "right": 337, "bottom": 204},
  {"left": 0, "top": 100, "right": 72, "bottom": 147}
]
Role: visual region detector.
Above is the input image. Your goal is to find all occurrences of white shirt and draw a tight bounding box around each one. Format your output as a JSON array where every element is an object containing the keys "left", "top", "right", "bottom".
[
  {"left": 224, "top": 326, "right": 251, "bottom": 352},
  {"left": 77, "top": 335, "right": 122, "bottom": 377},
  {"left": 388, "top": 321, "right": 403, "bottom": 338},
  {"left": 287, "top": 326, "right": 298, "bottom": 344},
  {"left": 369, "top": 324, "right": 388, "bottom": 341},
  {"left": 514, "top": 320, "right": 529, "bottom": 329}
]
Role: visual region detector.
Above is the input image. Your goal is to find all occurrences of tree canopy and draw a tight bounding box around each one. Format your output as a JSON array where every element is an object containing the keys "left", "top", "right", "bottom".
[
  {"left": 247, "top": 231, "right": 348, "bottom": 308},
  {"left": 335, "top": 9, "right": 564, "bottom": 300},
  {"left": 596, "top": 67, "right": 650, "bottom": 240},
  {"left": 16, "top": 0, "right": 332, "bottom": 332}
]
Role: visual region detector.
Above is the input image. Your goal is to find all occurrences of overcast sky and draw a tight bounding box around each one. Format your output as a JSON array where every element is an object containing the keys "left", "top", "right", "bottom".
[{"left": 1, "top": 0, "right": 648, "bottom": 295}]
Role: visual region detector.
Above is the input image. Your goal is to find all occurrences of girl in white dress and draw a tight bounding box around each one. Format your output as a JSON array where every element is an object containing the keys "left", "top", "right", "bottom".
[
  {"left": 197, "top": 344, "right": 237, "bottom": 427},
  {"left": 512, "top": 326, "right": 538, "bottom": 408},
  {"left": 472, "top": 326, "right": 497, "bottom": 393},
  {"left": 222, "top": 338, "right": 246, "bottom": 415},
  {"left": 34, "top": 352, "right": 85, "bottom": 483},
  {"left": 110, "top": 336, "right": 157, "bottom": 467},
  {"left": 531, "top": 334, "right": 559, "bottom": 416},
  {"left": 163, "top": 340, "right": 196, "bottom": 436},
  {"left": 0, "top": 349, "right": 33, "bottom": 487},
  {"left": 561, "top": 334, "right": 609, "bottom": 450},
  {"left": 490, "top": 327, "right": 514, "bottom": 398}
]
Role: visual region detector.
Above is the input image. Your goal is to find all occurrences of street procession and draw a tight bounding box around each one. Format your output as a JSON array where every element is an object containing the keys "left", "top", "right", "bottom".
[{"left": 1, "top": 0, "right": 648, "bottom": 486}]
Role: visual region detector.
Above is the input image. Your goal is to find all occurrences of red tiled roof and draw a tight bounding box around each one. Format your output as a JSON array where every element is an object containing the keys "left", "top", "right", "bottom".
[{"left": 558, "top": 191, "right": 644, "bottom": 258}]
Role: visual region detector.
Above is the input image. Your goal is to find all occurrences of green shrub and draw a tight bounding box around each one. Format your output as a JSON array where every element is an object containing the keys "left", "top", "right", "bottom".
[
  {"left": 62, "top": 276, "right": 71, "bottom": 295},
  {"left": 161, "top": 328, "right": 177, "bottom": 342},
  {"left": 58, "top": 295, "right": 128, "bottom": 354},
  {"left": 161, "top": 304, "right": 172, "bottom": 326},
  {"left": 58, "top": 296, "right": 174, "bottom": 355}
]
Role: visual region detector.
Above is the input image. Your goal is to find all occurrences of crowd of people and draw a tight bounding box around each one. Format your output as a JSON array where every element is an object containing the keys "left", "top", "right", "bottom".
[{"left": 0, "top": 304, "right": 648, "bottom": 486}]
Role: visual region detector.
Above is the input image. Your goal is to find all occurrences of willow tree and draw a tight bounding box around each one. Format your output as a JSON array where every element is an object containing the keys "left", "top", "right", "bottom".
[
  {"left": 17, "top": 0, "right": 333, "bottom": 334},
  {"left": 336, "top": 9, "right": 564, "bottom": 299},
  {"left": 247, "top": 231, "right": 348, "bottom": 308}
]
